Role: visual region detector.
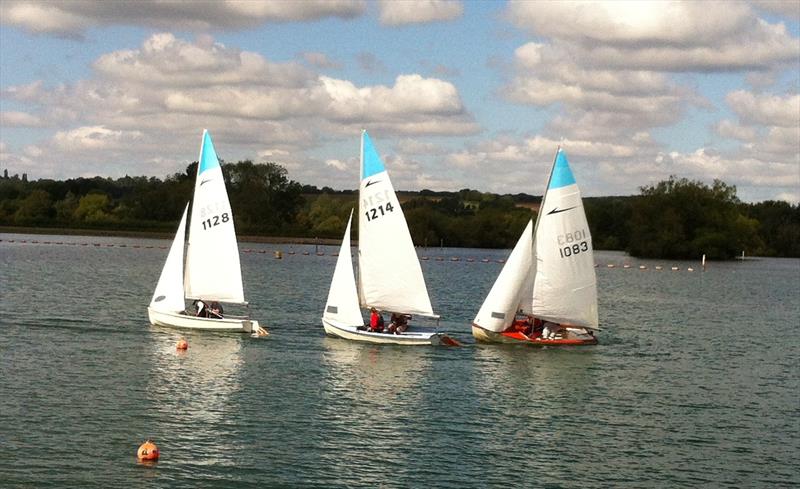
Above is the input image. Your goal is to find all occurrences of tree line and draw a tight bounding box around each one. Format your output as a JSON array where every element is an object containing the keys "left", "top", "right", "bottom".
[{"left": 1, "top": 164, "right": 797, "bottom": 259}]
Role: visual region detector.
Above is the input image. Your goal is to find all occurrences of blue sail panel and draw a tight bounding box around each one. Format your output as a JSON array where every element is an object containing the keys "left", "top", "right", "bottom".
[
  {"left": 362, "top": 132, "right": 386, "bottom": 180},
  {"left": 549, "top": 148, "right": 577, "bottom": 189},
  {"left": 199, "top": 131, "right": 221, "bottom": 175}
]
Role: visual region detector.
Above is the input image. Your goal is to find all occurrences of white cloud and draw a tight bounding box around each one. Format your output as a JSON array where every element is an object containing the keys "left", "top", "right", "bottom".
[
  {"left": 379, "top": 0, "right": 463, "bottom": 26},
  {"left": 505, "top": 1, "right": 798, "bottom": 71},
  {"left": 0, "top": 0, "right": 366, "bottom": 37},
  {"left": 325, "top": 158, "right": 351, "bottom": 171},
  {"left": 0, "top": 33, "right": 477, "bottom": 182},
  {"left": 53, "top": 125, "right": 142, "bottom": 151},
  {"left": 0, "top": 111, "right": 42, "bottom": 127},
  {"left": 752, "top": 0, "right": 800, "bottom": 20},
  {"left": 300, "top": 52, "right": 342, "bottom": 70},
  {"left": 726, "top": 90, "right": 800, "bottom": 127}
]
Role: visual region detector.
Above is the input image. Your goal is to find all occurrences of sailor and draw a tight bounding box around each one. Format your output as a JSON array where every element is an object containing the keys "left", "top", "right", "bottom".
[
  {"left": 195, "top": 299, "right": 208, "bottom": 318},
  {"left": 208, "top": 301, "right": 224, "bottom": 319},
  {"left": 542, "top": 321, "right": 559, "bottom": 339},
  {"left": 369, "top": 308, "right": 384, "bottom": 332}
]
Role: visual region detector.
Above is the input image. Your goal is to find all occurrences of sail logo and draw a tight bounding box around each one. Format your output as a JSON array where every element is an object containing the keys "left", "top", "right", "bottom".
[{"left": 548, "top": 206, "right": 577, "bottom": 215}]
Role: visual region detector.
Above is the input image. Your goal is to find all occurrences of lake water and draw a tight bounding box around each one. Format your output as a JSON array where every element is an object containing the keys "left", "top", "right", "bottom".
[{"left": 1, "top": 233, "right": 798, "bottom": 488}]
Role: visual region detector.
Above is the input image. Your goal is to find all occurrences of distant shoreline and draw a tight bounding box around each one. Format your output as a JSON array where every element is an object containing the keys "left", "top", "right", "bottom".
[{"left": 0, "top": 225, "right": 343, "bottom": 245}]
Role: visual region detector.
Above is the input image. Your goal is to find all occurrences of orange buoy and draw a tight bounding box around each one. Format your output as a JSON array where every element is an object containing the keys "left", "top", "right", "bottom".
[
  {"left": 137, "top": 440, "right": 159, "bottom": 461},
  {"left": 176, "top": 338, "right": 188, "bottom": 350}
]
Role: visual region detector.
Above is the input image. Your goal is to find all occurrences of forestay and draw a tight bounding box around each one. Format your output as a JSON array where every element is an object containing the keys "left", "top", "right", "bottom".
[
  {"left": 149, "top": 204, "right": 189, "bottom": 313},
  {"left": 473, "top": 219, "right": 535, "bottom": 332},
  {"left": 184, "top": 130, "right": 245, "bottom": 304},
  {"left": 323, "top": 212, "right": 364, "bottom": 326},
  {"left": 357, "top": 130, "right": 435, "bottom": 316},
  {"left": 531, "top": 148, "right": 598, "bottom": 329}
]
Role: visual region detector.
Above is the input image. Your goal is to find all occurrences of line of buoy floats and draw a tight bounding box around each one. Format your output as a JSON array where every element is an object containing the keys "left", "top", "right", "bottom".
[{"left": 2, "top": 238, "right": 702, "bottom": 270}]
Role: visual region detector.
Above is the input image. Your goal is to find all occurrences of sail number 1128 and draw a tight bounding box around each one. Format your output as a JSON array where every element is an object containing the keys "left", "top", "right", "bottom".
[{"left": 201, "top": 212, "right": 230, "bottom": 230}]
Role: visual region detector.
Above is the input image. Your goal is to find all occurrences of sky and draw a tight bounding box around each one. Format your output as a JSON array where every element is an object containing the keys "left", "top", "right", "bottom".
[{"left": 1, "top": 0, "right": 798, "bottom": 203}]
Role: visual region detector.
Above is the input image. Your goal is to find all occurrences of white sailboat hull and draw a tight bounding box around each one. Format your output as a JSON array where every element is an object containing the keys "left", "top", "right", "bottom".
[
  {"left": 322, "top": 317, "right": 443, "bottom": 346},
  {"left": 148, "top": 307, "right": 260, "bottom": 333}
]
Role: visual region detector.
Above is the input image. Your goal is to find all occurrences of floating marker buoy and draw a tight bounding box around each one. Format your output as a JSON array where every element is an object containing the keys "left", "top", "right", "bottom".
[
  {"left": 176, "top": 338, "right": 188, "bottom": 350},
  {"left": 639, "top": 265, "right": 647, "bottom": 270},
  {"left": 274, "top": 251, "right": 282, "bottom": 259},
  {"left": 623, "top": 264, "right": 631, "bottom": 269},
  {"left": 671, "top": 266, "right": 679, "bottom": 271},
  {"left": 137, "top": 440, "right": 159, "bottom": 461},
  {"left": 687, "top": 267, "right": 694, "bottom": 272},
  {"left": 421, "top": 256, "right": 429, "bottom": 260},
  {"left": 607, "top": 264, "right": 615, "bottom": 268},
  {"left": 655, "top": 266, "right": 663, "bottom": 270}
]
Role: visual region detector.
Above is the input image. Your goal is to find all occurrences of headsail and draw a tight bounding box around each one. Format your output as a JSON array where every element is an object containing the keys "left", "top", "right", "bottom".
[
  {"left": 184, "top": 130, "right": 246, "bottom": 304},
  {"left": 150, "top": 204, "right": 189, "bottom": 313},
  {"left": 323, "top": 211, "right": 364, "bottom": 326},
  {"left": 473, "top": 219, "right": 534, "bottom": 332},
  {"left": 357, "top": 130, "right": 435, "bottom": 316},
  {"left": 531, "top": 148, "right": 598, "bottom": 329}
]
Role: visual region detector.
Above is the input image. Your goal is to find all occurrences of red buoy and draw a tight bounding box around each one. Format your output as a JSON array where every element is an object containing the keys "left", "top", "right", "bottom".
[
  {"left": 176, "top": 338, "right": 188, "bottom": 350},
  {"left": 137, "top": 440, "right": 159, "bottom": 461}
]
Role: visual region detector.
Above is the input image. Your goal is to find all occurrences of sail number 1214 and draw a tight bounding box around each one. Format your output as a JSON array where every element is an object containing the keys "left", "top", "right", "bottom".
[{"left": 365, "top": 202, "right": 394, "bottom": 222}]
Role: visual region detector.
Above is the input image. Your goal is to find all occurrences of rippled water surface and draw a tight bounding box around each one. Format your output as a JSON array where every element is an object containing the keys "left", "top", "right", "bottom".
[{"left": 1, "top": 233, "right": 798, "bottom": 488}]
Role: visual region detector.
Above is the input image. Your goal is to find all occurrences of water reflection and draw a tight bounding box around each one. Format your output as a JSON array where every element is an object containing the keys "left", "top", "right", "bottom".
[
  {"left": 317, "top": 338, "right": 433, "bottom": 486},
  {"left": 145, "top": 328, "right": 245, "bottom": 469}
]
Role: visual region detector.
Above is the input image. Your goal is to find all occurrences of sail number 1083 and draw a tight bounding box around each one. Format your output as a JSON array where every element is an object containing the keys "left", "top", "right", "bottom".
[
  {"left": 557, "top": 229, "right": 590, "bottom": 258},
  {"left": 365, "top": 202, "right": 395, "bottom": 222}
]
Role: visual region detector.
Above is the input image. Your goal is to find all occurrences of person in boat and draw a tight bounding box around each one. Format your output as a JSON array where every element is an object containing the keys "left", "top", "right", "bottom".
[
  {"left": 388, "top": 313, "right": 409, "bottom": 334},
  {"left": 542, "top": 321, "right": 562, "bottom": 339},
  {"left": 195, "top": 299, "right": 208, "bottom": 318},
  {"left": 208, "top": 301, "right": 224, "bottom": 319},
  {"left": 511, "top": 316, "right": 533, "bottom": 337},
  {"left": 369, "top": 308, "right": 384, "bottom": 333},
  {"left": 394, "top": 314, "right": 410, "bottom": 334}
]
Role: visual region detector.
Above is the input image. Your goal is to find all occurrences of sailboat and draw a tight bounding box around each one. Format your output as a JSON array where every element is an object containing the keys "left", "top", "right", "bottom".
[
  {"left": 322, "top": 130, "right": 454, "bottom": 345},
  {"left": 147, "top": 130, "right": 266, "bottom": 335},
  {"left": 472, "top": 147, "right": 599, "bottom": 345}
]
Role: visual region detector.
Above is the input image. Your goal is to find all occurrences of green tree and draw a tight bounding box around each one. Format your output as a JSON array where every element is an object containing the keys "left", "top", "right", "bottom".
[
  {"left": 73, "top": 193, "right": 114, "bottom": 223},
  {"left": 628, "top": 177, "right": 758, "bottom": 259},
  {"left": 14, "top": 189, "right": 53, "bottom": 225}
]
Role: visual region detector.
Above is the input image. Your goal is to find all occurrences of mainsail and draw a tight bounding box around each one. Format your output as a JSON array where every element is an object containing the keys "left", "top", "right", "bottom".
[
  {"left": 357, "top": 130, "right": 435, "bottom": 316},
  {"left": 184, "top": 130, "right": 245, "bottom": 304},
  {"left": 149, "top": 204, "right": 189, "bottom": 313},
  {"left": 531, "top": 148, "right": 598, "bottom": 329}
]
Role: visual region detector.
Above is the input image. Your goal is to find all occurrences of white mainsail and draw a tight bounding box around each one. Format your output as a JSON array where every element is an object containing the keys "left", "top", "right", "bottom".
[
  {"left": 473, "top": 219, "right": 534, "bottom": 332},
  {"left": 357, "top": 130, "right": 435, "bottom": 316},
  {"left": 149, "top": 204, "right": 189, "bottom": 313},
  {"left": 184, "top": 130, "right": 246, "bottom": 304},
  {"left": 323, "top": 212, "right": 363, "bottom": 326},
  {"left": 531, "top": 148, "right": 598, "bottom": 329}
]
